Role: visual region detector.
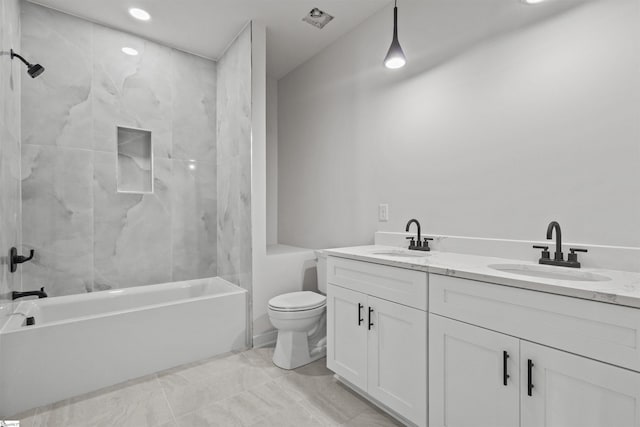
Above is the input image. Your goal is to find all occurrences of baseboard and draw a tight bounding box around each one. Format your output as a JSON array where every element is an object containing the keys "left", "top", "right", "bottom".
[{"left": 252, "top": 329, "right": 277, "bottom": 348}]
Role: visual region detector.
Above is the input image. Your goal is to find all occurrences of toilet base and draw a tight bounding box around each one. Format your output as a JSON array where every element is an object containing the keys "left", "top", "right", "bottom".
[{"left": 272, "top": 330, "right": 326, "bottom": 370}]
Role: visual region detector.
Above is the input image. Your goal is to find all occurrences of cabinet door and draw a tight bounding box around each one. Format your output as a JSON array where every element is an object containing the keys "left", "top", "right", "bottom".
[
  {"left": 521, "top": 341, "right": 640, "bottom": 427},
  {"left": 327, "top": 284, "right": 368, "bottom": 390},
  {"left": 368, "top": 296, "right": 428, "bottom": 427},
  {"left": 429, "top": 314, "right": 520, "bottom": 427}
]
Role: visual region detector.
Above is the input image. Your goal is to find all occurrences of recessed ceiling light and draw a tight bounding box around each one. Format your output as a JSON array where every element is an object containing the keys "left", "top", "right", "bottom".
[
  {"left": 129, "top": 7, "right": 150, "bottom": 21},
  {"left": 523, "top": 0, "right": 547, "bottom": 4},
  {"left": 121, "top": 47, "right": 139, "bottom": 56}
]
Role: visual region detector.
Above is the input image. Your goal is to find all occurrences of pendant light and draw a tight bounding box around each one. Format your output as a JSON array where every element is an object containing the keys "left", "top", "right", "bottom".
[{"left": 384, "top": 0, "right": 406, "bottom": 69}]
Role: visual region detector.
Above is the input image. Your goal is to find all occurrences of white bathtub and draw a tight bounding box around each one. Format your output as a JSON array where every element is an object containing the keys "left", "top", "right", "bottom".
[{"left": 0, "top": 277, "right": 247, "bottom": 417}]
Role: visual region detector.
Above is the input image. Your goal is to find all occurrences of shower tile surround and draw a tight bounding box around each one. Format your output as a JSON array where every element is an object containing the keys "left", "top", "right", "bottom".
[
  {"left": 0, "top": 0, "right": 21, "bottom": 324},
  {"left": 216, "top": 26, "right": 253, "bottom": 296},
  {"left": 19, "top": 3, "right": 225, "bottom": 295}
]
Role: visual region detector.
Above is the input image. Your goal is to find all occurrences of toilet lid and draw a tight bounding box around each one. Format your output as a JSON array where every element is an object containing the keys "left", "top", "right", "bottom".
[{"left": 268, "top": 291, "right": 326, "bottom": 311}]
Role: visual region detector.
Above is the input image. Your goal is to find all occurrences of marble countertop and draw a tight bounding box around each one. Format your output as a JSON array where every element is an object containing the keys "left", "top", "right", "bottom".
[{"left": 324, "top": 245, "right": 640, "bottom": 309}]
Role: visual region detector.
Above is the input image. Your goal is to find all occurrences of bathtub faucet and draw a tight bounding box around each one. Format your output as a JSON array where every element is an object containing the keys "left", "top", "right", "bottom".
[{"left": 12, "top": 287, "right": 47, "bottom": 300}]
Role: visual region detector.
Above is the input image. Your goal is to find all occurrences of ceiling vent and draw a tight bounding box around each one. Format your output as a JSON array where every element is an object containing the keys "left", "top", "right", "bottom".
[{"left": 303, "top": 8, "right": 334, "bottom": 29}]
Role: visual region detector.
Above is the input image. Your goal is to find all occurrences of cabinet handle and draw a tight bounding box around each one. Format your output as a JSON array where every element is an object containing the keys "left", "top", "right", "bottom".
[
  {"left": 368, "top": 307, "right": 374, "bottom": 330},
  {"left": 503, "top": 351, "right": 510, "bottom": 386},
  {"left": 527, "top": 359, "right": 534, "bottom": 396},
  {"left": 358, "top": 303, "right": 364, "bottom": 326}
]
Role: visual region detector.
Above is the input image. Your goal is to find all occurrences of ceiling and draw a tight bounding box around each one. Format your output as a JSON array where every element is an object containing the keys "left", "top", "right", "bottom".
[{"left": 27, "top": 0, "right": 392, "bottom": 78}]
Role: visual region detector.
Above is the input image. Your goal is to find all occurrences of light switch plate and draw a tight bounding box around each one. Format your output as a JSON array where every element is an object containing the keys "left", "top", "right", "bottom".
[{"left": 378, "top": 204, "right": 389, "bottom": 222}]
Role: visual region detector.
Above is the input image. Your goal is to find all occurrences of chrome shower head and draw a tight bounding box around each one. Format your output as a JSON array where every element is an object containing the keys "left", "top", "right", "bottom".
[{"left": 10, "top": 49, "right": 45, "bottom": 78}]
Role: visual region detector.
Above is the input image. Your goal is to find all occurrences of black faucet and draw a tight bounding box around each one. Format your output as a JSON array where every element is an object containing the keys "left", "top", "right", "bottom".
[
  {"left": 12, "top": 287, "right": 47, "bottom": 300},
  {"left": 547, "top": 221, "right": 563, "bottom": 261},
  {"left": 406, "top": 219, "right": 421, "bottom": 241},
  {"left": 9, "top": 246, "right": 35, "bottom": 273},
  {"left": 533, "top": 221, "right": 587, "bottom": 268},
  {"left": 405, "top": 219, "right": 433, "bottom": 251}
]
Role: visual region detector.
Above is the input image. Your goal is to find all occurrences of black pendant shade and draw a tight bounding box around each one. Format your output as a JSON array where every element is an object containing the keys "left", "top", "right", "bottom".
[{"left": 384, "top": 1, "right": 406, "bottom": 69}]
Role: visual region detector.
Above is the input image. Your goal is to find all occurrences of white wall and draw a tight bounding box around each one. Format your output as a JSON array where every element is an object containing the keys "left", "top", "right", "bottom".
[
  {"left": 266, "top": 76, "right": 278, "bottom": 245},
  {"left": 252, "top": 27, "right": 318, "bottom": 345},
  {"left": 278, "top": 0, "right": 640, "bottom": 251}
]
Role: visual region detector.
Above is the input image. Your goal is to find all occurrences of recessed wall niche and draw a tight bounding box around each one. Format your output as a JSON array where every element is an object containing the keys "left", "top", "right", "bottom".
[{"left": 117, "top": 126, "right": 153, "bottom": 193}]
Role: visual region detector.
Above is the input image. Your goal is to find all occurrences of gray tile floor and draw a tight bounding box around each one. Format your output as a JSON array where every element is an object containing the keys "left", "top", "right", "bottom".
[{"left": 15, "top": 347, "right": 403, "bottom": 427}]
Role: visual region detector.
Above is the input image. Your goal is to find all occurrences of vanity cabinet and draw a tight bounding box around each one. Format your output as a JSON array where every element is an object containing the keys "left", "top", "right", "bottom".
[
  {"left": 429, "top": 273, "right": 640, "bottom": 427},
  {"left": 326, "top": 284, "right": 367, "bottom": 390},
  {"left": 326, "top": 257, "right": 427, "bottom": 427},
  {"left": 521, "top": 340, "right": 640, "bottom": 427},
  {"left": 326, "top": 252, "right": 640, "bottom": 427},
  {"left": 429, "top": 314, "right": 519, "bottom": 427},
  {"left": 430, "top": 313, "right": 640, "bottom": 427}
]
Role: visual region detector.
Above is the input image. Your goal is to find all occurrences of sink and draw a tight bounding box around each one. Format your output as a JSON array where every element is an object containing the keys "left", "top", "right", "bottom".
[
  {"left": 488, "top": 264, "right": 611, "bottom": 282},
  {"left": 372, "top": 250, "right": 429, "bottom": 258}
]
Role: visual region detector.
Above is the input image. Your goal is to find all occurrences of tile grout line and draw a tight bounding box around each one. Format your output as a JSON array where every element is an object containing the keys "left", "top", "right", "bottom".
[
  {"left": 156, "top": 373, "right": 179, "bottom": 426},
  {"left": 296, "top": 399, "right": 327, "bottom": 427}
]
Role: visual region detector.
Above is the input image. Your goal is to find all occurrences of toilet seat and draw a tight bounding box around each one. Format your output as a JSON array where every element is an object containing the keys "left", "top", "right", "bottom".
[
  {"left": 268, "top": 304, "right": 326, "bottom": 321},
  {"left": 268, "top": 291, "right": 326, "bottom": 312}
]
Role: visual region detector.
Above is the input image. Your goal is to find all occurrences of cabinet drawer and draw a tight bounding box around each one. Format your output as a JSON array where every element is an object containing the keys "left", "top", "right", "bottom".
[
  {"left": 430, "top": 274, "right": 640, "bottom": 371},
  {"left": 327, "top": 257, "right": 427, "bottom": 310}
]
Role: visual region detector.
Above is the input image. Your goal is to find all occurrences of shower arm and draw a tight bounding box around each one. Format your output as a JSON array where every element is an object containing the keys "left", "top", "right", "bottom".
[{"left": 10, "top": 49, "right": 32, "bottom": 67}]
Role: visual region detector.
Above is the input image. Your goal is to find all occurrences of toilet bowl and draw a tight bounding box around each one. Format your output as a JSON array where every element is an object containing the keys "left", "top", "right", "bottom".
[{"left": 268, "top": 251, "right": 327, "bottom": 370}]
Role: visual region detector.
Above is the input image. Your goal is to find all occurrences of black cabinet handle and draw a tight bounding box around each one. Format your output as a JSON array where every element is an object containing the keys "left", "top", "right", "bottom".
[
  {"left": 368, "top": 307, "right": 374, "bottom": 330},
  {"left": 503, "top": 351, "right": 510, "bottom": 386},
  {"left": 527, "top": 359, "right": 534, "bottom": 396},
  {"left": 358, "top": 303, "right": 363, "bottom": 326}
]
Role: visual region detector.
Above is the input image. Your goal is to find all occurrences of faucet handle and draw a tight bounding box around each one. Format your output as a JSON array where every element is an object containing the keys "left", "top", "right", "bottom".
[
  {"left": 533, "top": 245, "right": 550, "bottom": 260},
  {"left": 568, "top": 248, "right": 587, "bottom": 263},
  {"left": 406, "top": 236, "right": 416, "bottom": 249}
]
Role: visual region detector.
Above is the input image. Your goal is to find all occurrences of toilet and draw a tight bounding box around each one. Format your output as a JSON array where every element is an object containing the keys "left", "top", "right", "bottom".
[{"left": 268, "top": 251, "right": 327, "bottom": 369}]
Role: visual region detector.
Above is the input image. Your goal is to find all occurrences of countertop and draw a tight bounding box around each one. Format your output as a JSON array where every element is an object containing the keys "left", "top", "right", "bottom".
[{"left": 324, "top": 245, "right": 640, "bottom": 309}]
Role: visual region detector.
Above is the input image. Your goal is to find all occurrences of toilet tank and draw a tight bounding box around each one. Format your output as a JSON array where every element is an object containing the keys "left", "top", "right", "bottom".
[{"left": 315, "top": 250, "right": 328, "bottom": 294}]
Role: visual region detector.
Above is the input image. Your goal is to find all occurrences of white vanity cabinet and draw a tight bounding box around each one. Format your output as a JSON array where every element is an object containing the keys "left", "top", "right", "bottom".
[
  {"left": 429, "top": 273, "right": 640, "bottom": 427},
  {"left": 326, "top": 284, "right": 368, "bottom": 390},
  {"left": 521, "top": 340, "right": 640, "bottom": 427},
  {"left": 429, "top": 314, "right": 520, "bottom": 427},
  {"left": 326, "top": 257, "right": 428, "bottom": 427}
]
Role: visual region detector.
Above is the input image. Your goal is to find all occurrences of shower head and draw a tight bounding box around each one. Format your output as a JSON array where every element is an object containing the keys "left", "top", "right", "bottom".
[
  {"left": 27, "top": 63, "right": 45, "bottom": 78},
  {"left": 10, "top": 49, "right": 45, "bottom": 78}
]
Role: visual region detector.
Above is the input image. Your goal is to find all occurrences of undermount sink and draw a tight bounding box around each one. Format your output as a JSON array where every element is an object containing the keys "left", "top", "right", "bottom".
[
  {"left": 488, "top": 263, "right": 611, "bottom": 282},
  {"left": 372, "top": 249, "right": 429, "bottom": 258}
]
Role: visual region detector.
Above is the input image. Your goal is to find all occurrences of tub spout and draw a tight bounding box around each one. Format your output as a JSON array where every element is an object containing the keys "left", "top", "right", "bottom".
[{"left": 12, "top": 287, "right": 47, "bottom": 300}]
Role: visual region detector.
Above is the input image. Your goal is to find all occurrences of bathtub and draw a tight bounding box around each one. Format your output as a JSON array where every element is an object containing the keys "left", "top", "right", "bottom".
[{"left": 0, "top": 277, "right": 247, "bottom": 417}]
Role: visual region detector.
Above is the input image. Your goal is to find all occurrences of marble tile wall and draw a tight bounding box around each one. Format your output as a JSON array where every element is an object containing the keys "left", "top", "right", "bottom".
[
  {"left": 20, "top": 3, "right": 220, "bottom": 296},
  {"left": 216, "top": 25, "right": 253, "bottom": 295},
  {"left": 0, "top": 0, "right": 21, "bottom": 325}
]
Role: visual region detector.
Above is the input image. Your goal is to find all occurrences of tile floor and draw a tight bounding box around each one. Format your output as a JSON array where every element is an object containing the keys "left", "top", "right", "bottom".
[{"left": 14, "top": 347, "right": 403, "bottom": 427}]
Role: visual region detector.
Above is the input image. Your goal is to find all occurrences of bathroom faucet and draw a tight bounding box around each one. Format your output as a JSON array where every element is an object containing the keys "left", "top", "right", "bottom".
[
  {"left": 533, "top": 221, "right": 587, "bottom": 268},
  {"left": 405, "top": 219, "right": 433, "bottom": 251},
  {"left": 12, "top": 287, "right": 47, "bottom": 300},
  {"left": 406, "top": 219, "right": 421, "bottom": 242},
  {"left": 547, "top": 221, "right": 563, "bottom": 261}
]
